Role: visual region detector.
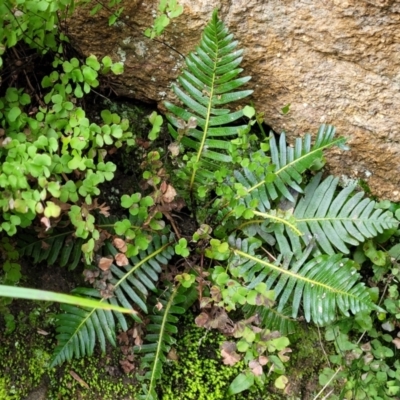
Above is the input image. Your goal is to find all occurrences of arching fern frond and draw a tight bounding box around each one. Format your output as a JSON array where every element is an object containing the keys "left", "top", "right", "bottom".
[
  {"left": 18, "top": 230, "right": 84, "bottom": 270},
  {"left": 134, "top": 285, "right": 189, "bottom": 400},
  {"left": 50, "top": 234, "right": 174, "bottom": 367},
  {"left": 229, "top": 238, "right": 379, "bottom": 325},
  {"left": 275, "top": 173, "right": 398, "bottom": 257},
  {"left": 233, "top": 125, "right": 347, "bottom": 212},
  {"left": 164, "top": 9, "right": 253, "bottom": 195}
]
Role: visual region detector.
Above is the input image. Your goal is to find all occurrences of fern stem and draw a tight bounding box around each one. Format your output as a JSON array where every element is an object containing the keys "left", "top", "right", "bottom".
[
  {"left": 253, "top": 211, "right": 301, "bottom": 235},
  {"left": 146, "top": 284, "right": 180, "bottom": 400},
  {"left": 244, "top": 137, "right": 345, "bottom": 197},
  {"left": 112, "top": 241, "right": 173, "bottom": 292}
]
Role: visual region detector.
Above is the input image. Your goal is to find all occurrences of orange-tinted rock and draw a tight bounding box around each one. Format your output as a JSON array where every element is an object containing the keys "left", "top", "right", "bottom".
[{"left": 68, "top": 0, "right": 400, "bottom": 200}]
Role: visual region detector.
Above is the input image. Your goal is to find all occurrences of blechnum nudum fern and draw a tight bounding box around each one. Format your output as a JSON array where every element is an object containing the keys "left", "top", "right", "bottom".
[{"left": 42, "top": 9, "right": 397, "bottom": 399}]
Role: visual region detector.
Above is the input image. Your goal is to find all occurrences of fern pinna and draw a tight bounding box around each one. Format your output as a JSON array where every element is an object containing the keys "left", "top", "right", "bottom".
[
  {"left": 228, "top": 236, "right": 380, "bottom": 326},
  {"left": 133, "top": 285, "right": 192, "bottom": 400},
  {"left": 50, "top": 234, "right": 174, "bottom": 367},
  {"left": 165, "top": 9, "right": 253, "bottom": 198}
]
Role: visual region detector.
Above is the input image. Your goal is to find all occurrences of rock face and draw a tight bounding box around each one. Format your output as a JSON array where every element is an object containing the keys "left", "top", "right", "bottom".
[{"left": 68, "top": 0, "right": 400, "bottom": 200}]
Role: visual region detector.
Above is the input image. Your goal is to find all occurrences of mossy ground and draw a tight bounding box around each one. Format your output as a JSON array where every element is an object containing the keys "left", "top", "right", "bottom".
[
  {"left": 0, "top": 299, "right": 138, "bottom": 400},
  {"left": 1, "top": 299, "right": 332, "bottom": 400},
  {"left": 159, "top": 315, "right": 332, "bottom": 400}
]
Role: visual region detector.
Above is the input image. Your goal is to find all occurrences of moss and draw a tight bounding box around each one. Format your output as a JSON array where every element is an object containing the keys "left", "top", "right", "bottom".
[
  {"left": 159, "top": 316, "right": 272, "bottom": 400},
  {"left": 283, "top": 326, "right": 333, "bottom": 399},
  {"left": 48, "top": 355, "right": 138, "bottom": 400},
  {"left": 0, "top": 315, "right": 52, "bottom": 398},
  {"left": 0, "top": 302, "right": 139, "bottom": 399}
]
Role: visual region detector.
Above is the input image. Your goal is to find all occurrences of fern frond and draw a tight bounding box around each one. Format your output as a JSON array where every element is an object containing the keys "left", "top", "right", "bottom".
[
  {"left": 165, "top": 10, "right": 253, "bottom": 193},
  {"left": 19, "top": 230, "right": 84, "bottom": 270},
  {"left": 229, "top": 238, "right": 379, "bottom": 325},
  {"left": 50, "top": 235, "right": 174, "bottom": 367},
  {"left": 275, "top": 173, "right": 398, "bottom": 256},
  {"left": 243, "top": 304, "right": 298, "bottom": 335},
  {"left": 134, "top": 285, "right": 188, "bottom": 400},
  {"left": 234, "top": 125, "right": 346, "bottom": 211}
]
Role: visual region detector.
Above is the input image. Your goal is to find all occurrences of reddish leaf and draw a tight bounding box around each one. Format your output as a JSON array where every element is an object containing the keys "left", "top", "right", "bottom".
[
  {"left": 195, "top": 312, "right": 209, "bottom": 327},
  {"left": 249, "top": 360, "right": 263, "bottom": 376},
  {"left": 393, "top": 338, "right": 400, "bottom": 349},
  {"left": 40, "top": 217, "right": 51, "bottom": 231},
  {"left": 221, "top": 341, "right": 241, "bottom": 366},
  {"left": 113, "top": 237, "right": 127, "bottom": 253},
  {"left": 98, "top": 256, "right": 113, "bottom": 271},
  {"left": 119, "top": 359, "right": 135, "bottom": 373},
  {"left": 259, "top": 355, "right": 269, "bottom": 365},
  {"left": 162, "top": 184, "right": 177, "bottom": 203},
  {"left": 115, "top": 253, "right": 129, "bottom": 266}
]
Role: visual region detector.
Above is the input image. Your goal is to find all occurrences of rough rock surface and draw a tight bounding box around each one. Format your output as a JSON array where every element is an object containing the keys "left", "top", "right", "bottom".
[{"left": 68, "top": 0, "right": 400, "bottom": 200}]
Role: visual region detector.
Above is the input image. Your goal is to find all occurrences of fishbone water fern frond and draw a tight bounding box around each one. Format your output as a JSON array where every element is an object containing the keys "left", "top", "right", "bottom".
[
  {"left": 233, "top": 125, "right": 347, "bottom": 212},
  {"left": 134, "top": 284, "right": 191, "bottom": 400},
  {"left": 50, "top": 234, "right": 174, "bottom": 367},
  {"left": 18, "top": 230, "right": 84, "bottom": 270},
  {"left": 229, "top": 238, "right": 380, "bottom": 325},
  {"left": 274, "top": 172, "right": 398, "bottom": 257},
  {"left": 164, "top": 9, "right": 253, "bottom": 195}
]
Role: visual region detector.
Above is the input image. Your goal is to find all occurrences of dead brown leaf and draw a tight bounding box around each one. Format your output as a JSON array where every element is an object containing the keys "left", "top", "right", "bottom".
[
  {"left": 167, "top": 347, "right": 179, "bottom": 361},
  {"left": 134, "top": 335, "right": 143, "bottom": 347},
  {"left": 98, "top": 256, "right": 113, "bottom": 271},
  {"left": 119, "top": 359, "right": 135, "bottom": 374},
  {"left": 115, "top": 253, "right": 129, "bottom": 266},
  {"left": 162, "top": 184, "right": 177, "bottom": 203},
  {"left": 249, "top": 359, "right": 263, "bottom": 376},
  {"left": 69, "top": 370, "right": 89, "bottom": 389},
  {"left": 210, "top": 286, "right": 222, "bottom": 302},
  {"left": 221, "top": 341, "right": 241, "bottom": 366},
  {"left": 113, "top": 237, "right": 127, "bottom": 253},
  {"left": 259, "top": 355, "right": 269, "bottom": 365},
  {"left": 278, "top": 348, "right": 292, "bottom": 363},
  {"left": 168, "top": 142, "right": 180, "bottom": 157},
  {"left": 118, "top": 331, "right": 129, "bottom": 345},
  {"left": 195, "top": 312, "right": 209, "bottom": 328},
  {"left": 393, "top": 338, "right": 400, "bottom": 349},
  {"left": 83, "top": 269, "right": 100, "bottom": 283},
  {"left": 40, "top": 217, "right": 51, "bottom": 231},
  {"left": 199, "top": 297, "right": 213, "bottom": 309}
]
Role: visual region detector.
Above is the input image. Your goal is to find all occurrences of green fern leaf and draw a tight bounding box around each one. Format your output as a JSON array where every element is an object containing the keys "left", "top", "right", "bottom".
[
  {"left": 50, "top": 235, "right": 174, "bottom": 367},
  {"left": 134, "top": 285, "right": 188, "bottom": 400},
  {"left": 165, "top": 9, "right": 253, "bottom": 194},
  {"left": 234, "top": 125, "right": 347, "bottom": 212},
  {"left": 243, "top": 304, "right": 298, "bottom": 335},
  {"left": 276, "top": 173, "right": 398, "bottom": 256},
  {"left": 19, "top": 230, "right": 84, "bottom": 270},
  {"left": 229, "top": 238, "right": 380, "bottom": 325}
]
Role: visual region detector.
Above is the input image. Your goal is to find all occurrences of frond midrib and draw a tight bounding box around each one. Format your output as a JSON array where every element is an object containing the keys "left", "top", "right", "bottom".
[
  {"left": 145, "top": 285, "right": 179, "bottom": 400},
  {"left": 244, "top": 136, "right": 345, "bottom": 196},
  {"left": 234, "top": 249, "right": 366, "bottom": 301},
  {"left": 189, "top": 42, "right": 218, "bottom": 192},
  {"left": 112, "top": 241, "right": 172, "bottom": 291},
  {"left": 50, "top": 307, "right": 96, "bottom": 366}
]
